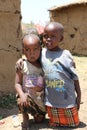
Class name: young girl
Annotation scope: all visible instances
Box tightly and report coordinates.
[41,22,81,127]
[15,34,46,130]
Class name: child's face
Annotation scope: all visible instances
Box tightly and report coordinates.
[23,37,41,63]
[43,24,61,51]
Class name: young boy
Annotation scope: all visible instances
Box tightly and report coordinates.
[15,34,46,130]
[41,22,81,127]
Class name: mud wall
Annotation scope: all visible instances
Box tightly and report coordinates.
[49,4,87,55]
[0,0,22,93]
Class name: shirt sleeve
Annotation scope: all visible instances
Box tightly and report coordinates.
[59,50,78,80]
[64,50,78,80]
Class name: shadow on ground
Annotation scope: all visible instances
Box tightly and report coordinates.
[29,120,87,130]
[0,106,87,130]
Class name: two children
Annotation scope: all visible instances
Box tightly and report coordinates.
[15,22,81,128]
[15,34,46,130]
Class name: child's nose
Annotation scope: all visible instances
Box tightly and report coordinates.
[47,36,51,40]
[31,52,34,56]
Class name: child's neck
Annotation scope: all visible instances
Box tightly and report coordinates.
[49,47,61,51]
[28,60,41,68]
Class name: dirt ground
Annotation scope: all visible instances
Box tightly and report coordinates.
[0,56,87,130]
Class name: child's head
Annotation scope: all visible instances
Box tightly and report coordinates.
[22,34,41,63]
[23,28,39,36]
[43,22,64,51]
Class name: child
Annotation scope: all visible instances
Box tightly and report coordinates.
[41,22,81,127]
[15,34,46,130]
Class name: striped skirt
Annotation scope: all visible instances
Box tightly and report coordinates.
[46,106,79,127]
[17,94,46,116]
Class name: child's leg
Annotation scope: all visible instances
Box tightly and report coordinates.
[16,95,30,129]
[22,113,29,130]
[22,113,29,126]
[34,114,45,123]
[26,95,46,123]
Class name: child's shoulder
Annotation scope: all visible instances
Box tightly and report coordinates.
[62,49,73,58]
[63,49,71,55]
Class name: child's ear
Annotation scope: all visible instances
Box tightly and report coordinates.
[60,35,63,42]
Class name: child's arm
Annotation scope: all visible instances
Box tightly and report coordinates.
[74,80,81,110]
[15,71,27,106]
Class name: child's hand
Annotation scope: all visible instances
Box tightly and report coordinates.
[76,96,81,110]
[15,58,23,71]
[20,93,28,106]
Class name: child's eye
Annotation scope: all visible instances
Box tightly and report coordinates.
[34,48,38,51]
[43,34,56,39]
[25,48,29,51]
[43,34,48,39]
[51,35,56,38]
